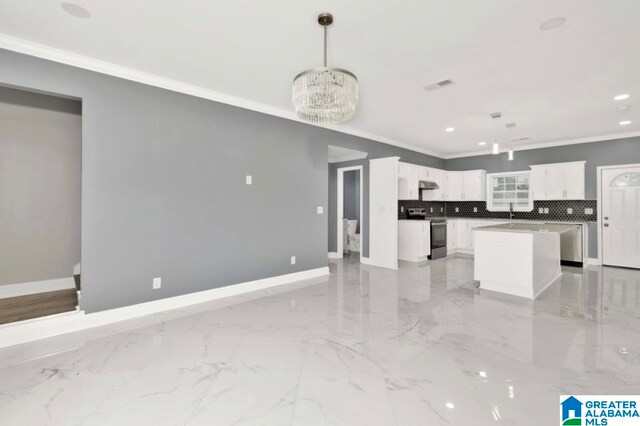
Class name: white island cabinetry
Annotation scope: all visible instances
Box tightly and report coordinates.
[473,223,580,299]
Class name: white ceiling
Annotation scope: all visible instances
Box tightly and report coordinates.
[1,0,639,157]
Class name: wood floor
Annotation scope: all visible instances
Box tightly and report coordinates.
[0,288,78,325]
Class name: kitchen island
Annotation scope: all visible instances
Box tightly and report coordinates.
[474,223,579,299]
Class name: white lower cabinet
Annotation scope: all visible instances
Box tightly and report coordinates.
[447,221,457,253]
[398,221,431,262]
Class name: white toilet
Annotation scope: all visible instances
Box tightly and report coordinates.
[347,219,360,253]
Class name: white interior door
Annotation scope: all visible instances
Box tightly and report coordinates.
[369,157,399,269]
[602,167,640,269]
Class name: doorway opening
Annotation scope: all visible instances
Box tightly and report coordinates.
[337,166,363,258]
[0,85,82,324]
[328,145,367,260]
[597,163,640,269]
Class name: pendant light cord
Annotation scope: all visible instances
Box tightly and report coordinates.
[323,25,327,67]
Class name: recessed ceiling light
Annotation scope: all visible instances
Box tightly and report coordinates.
[478,141,487,146]
[61,2,91,19]
[619,120,631,126]
[539,17,566,31]
[445,127,455,132]
[446,402,455,409]
[614,94,630,101]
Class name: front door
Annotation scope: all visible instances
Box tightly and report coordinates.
[602,167,640,269]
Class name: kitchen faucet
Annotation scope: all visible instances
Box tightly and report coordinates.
[509,203,514,221]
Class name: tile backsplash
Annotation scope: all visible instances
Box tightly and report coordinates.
[399,200,597,222]
[398,201,445,220]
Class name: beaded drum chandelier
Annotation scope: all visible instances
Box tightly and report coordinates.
[292,13,358,124]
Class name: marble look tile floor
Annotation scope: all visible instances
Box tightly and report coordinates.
[1,254,639,425]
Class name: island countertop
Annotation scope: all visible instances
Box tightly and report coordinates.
[474,222,581,234]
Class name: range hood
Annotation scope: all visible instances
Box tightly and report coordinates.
[419,180,440,190]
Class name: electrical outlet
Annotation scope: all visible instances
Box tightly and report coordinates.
[152,277,161,290]
[440,207,443,212]
[430,207,433,213]
[585,208,594,215]
[473,207,478,213]
[544,208,549,214]
[246,175,252,185]
[567,208,573,214]
[538,207,544,214]
[317,206,323,214]
[455,207,459,213]
[290,256,296,265]
[400,206,405,213]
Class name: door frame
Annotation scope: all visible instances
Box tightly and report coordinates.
[596,163,640,266]
[336,165,364,258]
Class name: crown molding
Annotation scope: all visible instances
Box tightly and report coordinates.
[0,33,443,159]
[444,131,640,159]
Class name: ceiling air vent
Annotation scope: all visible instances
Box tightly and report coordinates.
[423,79,454,92]
[511,137,530,142]
[491,112,502,119]
[505,122,516,128]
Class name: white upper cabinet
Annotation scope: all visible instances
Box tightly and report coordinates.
[398,162,420,200]
[447,172,464,201]
[530,161,585,200]
[447,170,486,201]
[398,162,447,201]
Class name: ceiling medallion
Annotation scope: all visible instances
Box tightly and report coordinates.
[292,13,358,124]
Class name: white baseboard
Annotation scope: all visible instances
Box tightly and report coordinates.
[588,257,602,266]
[360,256,371,265]
[328,252,342,259]
[0,277,75,299]
[0,266,329,349]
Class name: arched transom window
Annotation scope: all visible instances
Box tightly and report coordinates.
[610,172,640,187]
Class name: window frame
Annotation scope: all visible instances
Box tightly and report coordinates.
[486,171,533,212]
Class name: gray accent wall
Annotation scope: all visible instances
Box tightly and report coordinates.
[446,137,640,258]
[0,86,81,286]
[0,48,442,313]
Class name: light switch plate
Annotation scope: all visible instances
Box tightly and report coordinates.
[245,175,252,185]
[567,208,573,214]
[290,256,296,265]
[152,277,161,290]
[544,208,549,214]
[473,207,478,212]
[317,206,323,214]
[538,207,544,214]
[585,208,594,215]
